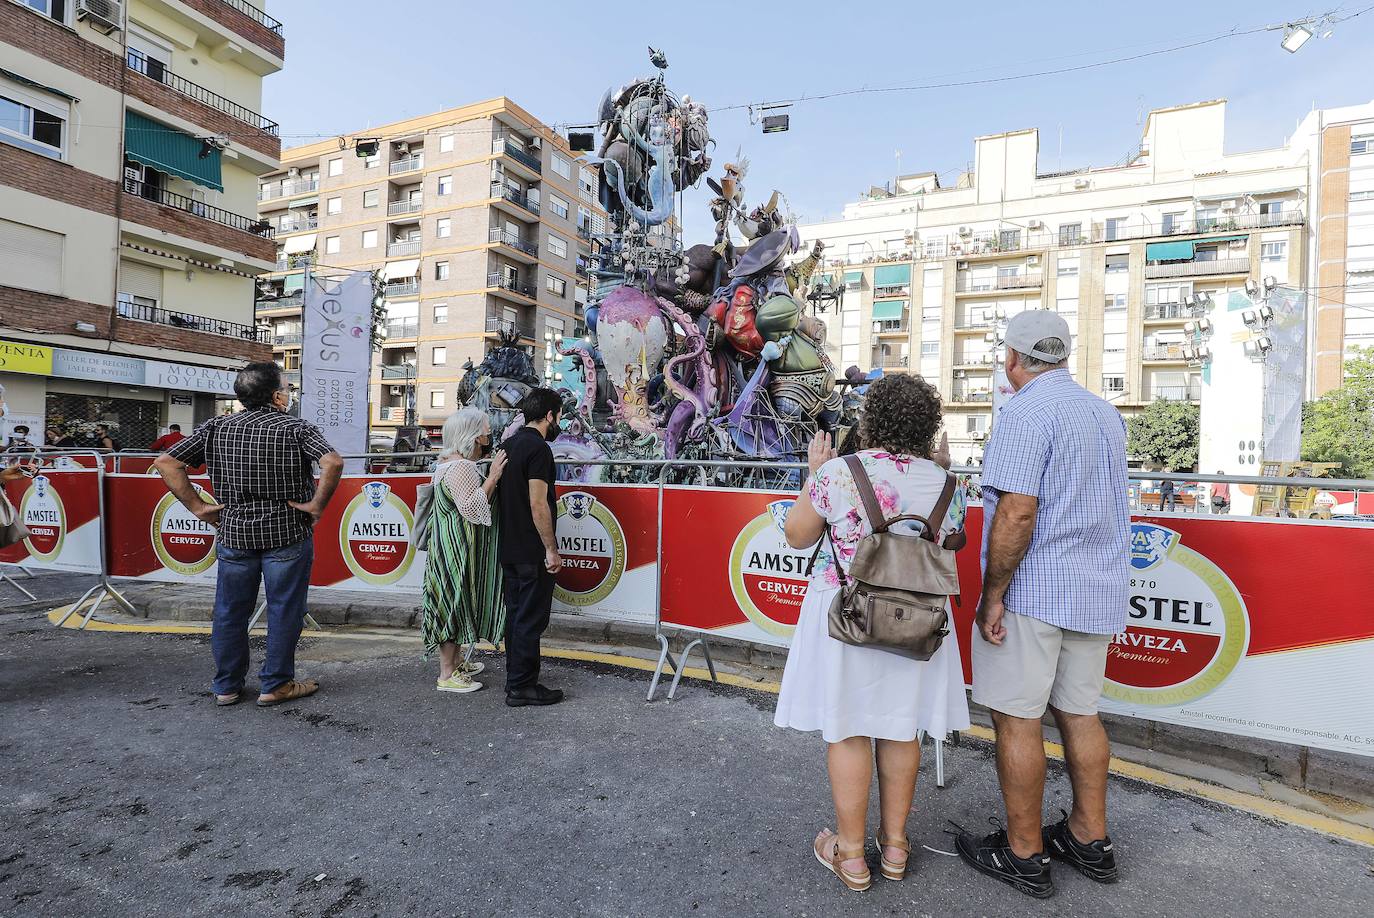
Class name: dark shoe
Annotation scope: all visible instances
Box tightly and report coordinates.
[214,691,241,707]
[1043,811,1118,883]
[955,827,1054,899]
[505,684,564,707]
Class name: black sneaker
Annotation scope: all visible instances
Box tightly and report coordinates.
[505,684,564,707]
[1042,811,1118,883]
[954,827,1054,899]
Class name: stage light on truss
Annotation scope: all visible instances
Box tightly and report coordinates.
[355,138,380,158]
[566,125,596,153]
[762,113,790,134]
[1281,24,1313,53]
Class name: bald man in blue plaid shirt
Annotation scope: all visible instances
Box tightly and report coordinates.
[955,311,1129,900]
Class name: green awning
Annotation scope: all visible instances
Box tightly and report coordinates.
[873,264,912,286]
[124,111,222,191]
[844,270,863,286]
[871,300,906,320]
[1195,235,1247,246]
[1146,241,1194,261]
[282,273,305,293]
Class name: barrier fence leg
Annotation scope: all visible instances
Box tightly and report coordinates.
[248,600,323,632]
[55,582,104,628]
[668,636,719,700]
[0,566,37,601]
[103,580,139,617]
[647,632,679,702]
[917,730,949,789]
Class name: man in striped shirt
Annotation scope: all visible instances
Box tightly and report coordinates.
[955,310,1129,899]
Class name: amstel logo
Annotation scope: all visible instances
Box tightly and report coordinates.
[338,481,416,586]
[151,487,217,576]
[554,491,626,607]
[20,475,65,560]
[728,500,813,639]
[1103,523,1249,707]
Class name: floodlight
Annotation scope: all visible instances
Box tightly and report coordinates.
[762,114,790,134]
[1281,24,1313,53]
[355,138,380,158]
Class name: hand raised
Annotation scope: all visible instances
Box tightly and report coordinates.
[933,432,952,470]
[807,430,836,475]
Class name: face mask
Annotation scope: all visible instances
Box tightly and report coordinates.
[479,438,493,457]
[544,420,561,442]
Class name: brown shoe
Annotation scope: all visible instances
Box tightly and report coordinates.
[256,679,319,707]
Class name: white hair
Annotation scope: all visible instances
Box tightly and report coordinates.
[1012,336,1069,374]
[439,408,489,460]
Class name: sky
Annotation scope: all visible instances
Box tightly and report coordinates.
[263,0,1374,234]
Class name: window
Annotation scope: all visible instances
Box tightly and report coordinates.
[1352,190,1374,202]
[847,242,866,262]
[433,304,448,325]
[363,153,379,170]
[439,133,454,153]
[0,85,66,159]
[552,153,572,179]
[362,229,378,248]
[885,237,905,257]
[1161,212,1185,234]
[998,229,1021,251]
[363,189,379,208]
[1261,241,1287,262]
[436,217,451,239]
[549,194,570,220]
[547,234,568,259]
[546,274,567,297]
[328,157,343,176]
[1056,298,1078,315]
[430,389,445,408]
[19,0,67,23]
[438,175,452,196]
[431,346,447,366]
[3,219,63,294]
[1195,207,1218,231]
[1104,293,1127,310]
[326,196,342,215]
[921,341,939,357]
[1105,254,1129,274]
[1193,245,1218,263]
[1102,375,1125,394]
[435,261,449,281]
[1259,200,1285,216]
[966,414,988,434]
[325,235,340,255]
[1056,258,1079,276]
[1104,217,1127,241]
[1352,135,1373,155]
[1058,223,1082,246]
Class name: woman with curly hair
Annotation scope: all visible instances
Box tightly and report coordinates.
[775,374,971,891]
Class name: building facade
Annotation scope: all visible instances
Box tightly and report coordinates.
[255,98,602,436]
[0,0,282,449]
[797,100,1308,461]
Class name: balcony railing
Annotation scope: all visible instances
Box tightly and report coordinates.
[116,298,269,342]
[486,316,535,339]
[384,280,419,297]
[387,199,423,217]
[274,254,315,272]
[874,355,910,369]
[491,183,540,215]
[1150,385,1202,401]
[954,320,992,331]
[259,178,318,201]
[126,49,279,134]
[872,284,910,299]
[387,240,421,257]
[390,155,424,175]
[576,224,592,242]
[489,226,537,256]
[217,0,283,34]
[282,370,301,387]
[1142,346,1189,361]
[276,215,318,234]
[487,273,537,299]
[272,333,303,346]
[873,322,908,335]
[1143,303,1194,320]
[380,365,415,380]
[955,273,1044,293]
[494,138,541,173]
[124,178,273,237]
[256,292,302,312]
[1145,258,1251,279]
[951,388,993,403]
[384,321,419,340]
[954,354,997,367]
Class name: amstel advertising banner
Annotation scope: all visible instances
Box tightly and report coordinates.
[552,484,657,625]
[311,476,426,590]
[0,469,103,574]
[106,474,219,581]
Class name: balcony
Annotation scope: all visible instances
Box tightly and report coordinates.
[491,182,540,217]
[486,316,535,339]
[1145,258,1250,280]
[274,253,315,272]
[387,200,423,217]
[384,279,420,298]
[116,298,269,343]
[955,273,1044,294]
[872,284,909,299]
[124,178,273,237]
[276,214,318,234]
[487,273,537,300]
[873,321,908,336]
[272,333,303,347]
[380,365,416,381]
[387,240,421,258]
[1142,345,1190,362]
[259,178,318,201]
[954,320,992,333]
[218,0,283,34]
[576,224,592,242]
[1143,303,1194,321]
[389,155,424,175]
[384,320,419,340]
[493,138,541,174]
[1150,385,1202,401]
[126,49,279,135]
[256,292,302,314]
[282,370,301,388]
[489,226,538,258]
[954,353,997,368]
[951,388,993,403]
[873,355,910,369]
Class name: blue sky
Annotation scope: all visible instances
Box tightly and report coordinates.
[265,0,1372,231]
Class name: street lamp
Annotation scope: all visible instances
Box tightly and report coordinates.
[403,358,417,426]
[1280,24,1313,53]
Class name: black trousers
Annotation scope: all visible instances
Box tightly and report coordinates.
[501,562,556,692]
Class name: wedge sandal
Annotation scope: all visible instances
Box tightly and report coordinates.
[813,830,871,892]
[876,834,911,881]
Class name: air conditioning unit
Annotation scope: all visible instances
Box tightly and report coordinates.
[123,162,145,192]
[389,386,405,396]
[1026,255,1040,266]
[1027,219,1044,229]
[287,167,300,177]
[971,430,987,441]
[1221,199,1237,211]
[1073,178,1090,190]
[77,0,122,34]
[958,226,973,236]
[530,136,542,150]
[954,369,966,378]
[956,261,969,271]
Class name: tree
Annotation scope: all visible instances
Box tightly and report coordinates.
[1301,347,1374,478]
[1127,400,1199,470]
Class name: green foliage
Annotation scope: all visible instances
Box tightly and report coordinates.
[1127,399,1199,470]
[1301,348,1374,478]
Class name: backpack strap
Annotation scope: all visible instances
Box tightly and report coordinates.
[927,473,957,544]
[842,454,887,535]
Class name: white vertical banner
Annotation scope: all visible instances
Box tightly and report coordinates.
[1261,286,1306,461]
[302,270,372,467]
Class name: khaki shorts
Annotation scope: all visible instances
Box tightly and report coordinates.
[970,611,1110,719]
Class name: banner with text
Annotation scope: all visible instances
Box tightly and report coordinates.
[311,476,426,590]
[552,483,658,625]
[105,474,219,581]
[0,469,103,574]
[301,271,371,465]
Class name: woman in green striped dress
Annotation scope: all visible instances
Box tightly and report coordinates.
[421,408,508,693]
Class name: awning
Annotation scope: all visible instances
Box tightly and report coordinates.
[282,273,305,294]
[1195,235,1247,246]
[282,233,316,255]
[871,300,906,321]
[287,196,318,210]
[1196,188,1300,201]
[124,111,223,191]
[381,259,420,281]
[811,272,833,287]
[0,67,79,101]
[873,264,912,286]
[1146,241,1194,261]
[844,270,863,286]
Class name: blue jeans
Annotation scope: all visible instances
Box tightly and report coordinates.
[211,537,314,695]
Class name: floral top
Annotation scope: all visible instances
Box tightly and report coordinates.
[807,450,966,590]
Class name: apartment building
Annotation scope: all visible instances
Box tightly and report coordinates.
[0,0,282,448]
[255,98,603,435]
[798,100,1307,460]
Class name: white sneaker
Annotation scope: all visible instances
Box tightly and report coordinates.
[436,674,482,694]
[460,660,485,677]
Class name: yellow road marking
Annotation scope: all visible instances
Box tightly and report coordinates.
[42,607,1373,847]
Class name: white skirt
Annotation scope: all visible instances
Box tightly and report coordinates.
[773,579,972,743]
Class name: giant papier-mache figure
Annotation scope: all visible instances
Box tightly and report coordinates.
[467,49,850,483]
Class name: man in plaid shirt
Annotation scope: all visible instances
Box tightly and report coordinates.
[154,362,344,708]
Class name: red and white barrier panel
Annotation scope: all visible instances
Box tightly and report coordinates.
[552,483,658,626]
[0,468,103,575]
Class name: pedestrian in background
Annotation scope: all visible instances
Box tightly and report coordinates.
[153,362,344,708]
[956,311,1128,899]
[1159,474,1176,512]
[149,424,185,452]
[421,408,508,694]
[94,424,121,452]
[495,388,564,707]
[775,375,970,892]
[1210,474,1231,514]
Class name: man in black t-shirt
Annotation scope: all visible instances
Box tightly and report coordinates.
[496,388,564,706]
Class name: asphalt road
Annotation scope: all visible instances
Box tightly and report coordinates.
[1,607,1369,918]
